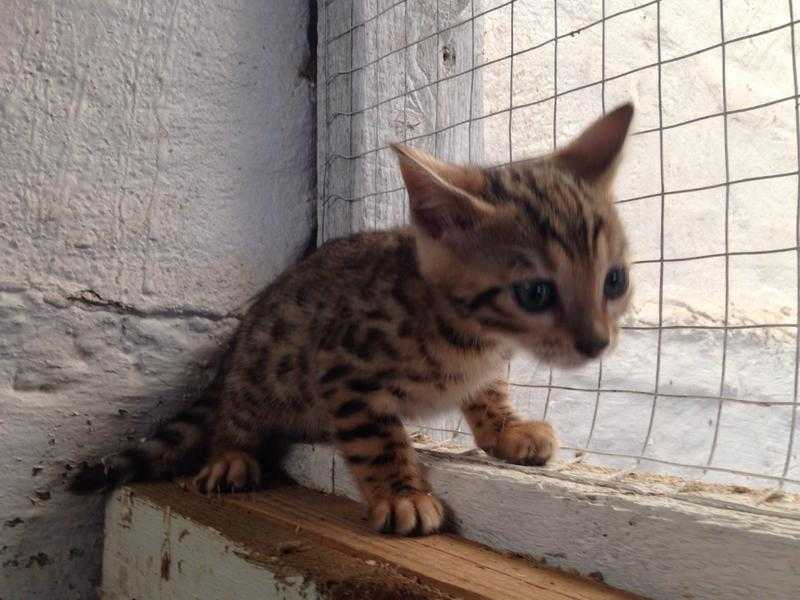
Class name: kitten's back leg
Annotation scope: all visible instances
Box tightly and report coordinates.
[193,449,262,492]
[191,397,266,493]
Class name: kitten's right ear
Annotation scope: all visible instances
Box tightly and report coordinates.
[391,144,494,239]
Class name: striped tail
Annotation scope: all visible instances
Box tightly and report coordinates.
[69,390,217,495]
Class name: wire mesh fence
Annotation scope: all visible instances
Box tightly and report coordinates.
[317,0,800,491]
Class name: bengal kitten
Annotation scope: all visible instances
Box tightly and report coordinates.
[71,104,634,536]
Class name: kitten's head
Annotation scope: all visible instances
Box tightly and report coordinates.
[393,104,634,368]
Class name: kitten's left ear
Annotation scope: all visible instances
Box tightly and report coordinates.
[555,103,634,188]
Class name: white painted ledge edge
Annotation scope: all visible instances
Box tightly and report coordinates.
[284,444,800,600]
[103,489,318,600]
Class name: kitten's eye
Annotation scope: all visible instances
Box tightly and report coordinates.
[604,266,628,299]
[512,280,557,313]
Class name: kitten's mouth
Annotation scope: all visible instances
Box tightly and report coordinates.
[553,353,596,369]
[522,344,596,370]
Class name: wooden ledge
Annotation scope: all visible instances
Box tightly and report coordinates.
[104,483,639,600]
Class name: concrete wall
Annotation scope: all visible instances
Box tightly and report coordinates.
[0,1,315,598]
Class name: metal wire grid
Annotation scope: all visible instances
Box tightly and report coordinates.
[317,0,800,491]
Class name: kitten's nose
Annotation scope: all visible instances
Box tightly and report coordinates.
[575,336,609,358]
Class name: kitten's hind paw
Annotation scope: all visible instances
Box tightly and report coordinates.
[192,450,261,494]
[369,491,445,536]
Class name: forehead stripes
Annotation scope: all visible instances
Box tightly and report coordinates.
[484,166,604,261]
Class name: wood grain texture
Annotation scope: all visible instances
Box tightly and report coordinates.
[130,482,638,600]
[225,486,638,600]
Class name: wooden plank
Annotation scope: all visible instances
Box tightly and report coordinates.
[129,482,639,599]
[128,484,455,600]
[222,486,640,600]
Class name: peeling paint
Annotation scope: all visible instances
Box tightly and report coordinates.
[118,490,134,529]
[160,506,172,581]
[159,550,171,581]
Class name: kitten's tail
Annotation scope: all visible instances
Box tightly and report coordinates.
[68,388,217,495]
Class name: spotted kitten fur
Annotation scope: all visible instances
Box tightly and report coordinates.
[71,104,634,536]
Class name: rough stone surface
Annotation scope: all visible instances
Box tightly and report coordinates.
[0,1,315,598]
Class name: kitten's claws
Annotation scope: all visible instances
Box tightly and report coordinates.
[369,492,445,536]
[192,451,262,493]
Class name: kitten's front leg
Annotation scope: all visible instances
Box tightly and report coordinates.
[462,379,557,466]
[331,391,444,536]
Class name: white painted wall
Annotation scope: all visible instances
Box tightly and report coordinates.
[0,1,315,598]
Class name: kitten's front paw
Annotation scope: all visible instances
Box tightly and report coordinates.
[491,420,557,466]
[369,491,445,536]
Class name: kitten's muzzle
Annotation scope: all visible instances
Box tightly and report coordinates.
[574,335,609,359]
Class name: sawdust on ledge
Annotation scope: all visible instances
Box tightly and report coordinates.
[415,443,800,516]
